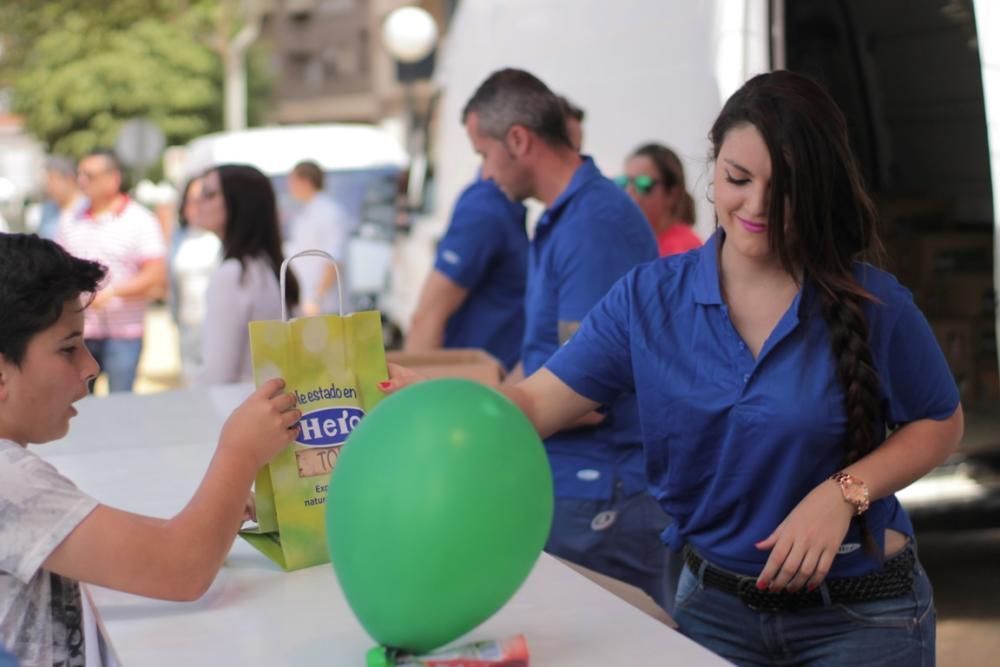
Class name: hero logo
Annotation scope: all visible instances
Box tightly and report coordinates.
[296,407,365,447]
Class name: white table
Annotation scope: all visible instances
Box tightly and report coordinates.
[41,387,727,666]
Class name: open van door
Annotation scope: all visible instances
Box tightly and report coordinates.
[777,0,1000,526]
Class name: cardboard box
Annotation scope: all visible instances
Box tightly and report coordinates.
[977,366,1000,403]
[385,349,505,387]
[973,319,999,403]
[931,319,976,401]
[886,230,993,296]
[919,232,993,274]
[874,194,955,237]
[919,274,995,320]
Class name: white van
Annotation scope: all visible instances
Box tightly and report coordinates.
[178,123,408,317]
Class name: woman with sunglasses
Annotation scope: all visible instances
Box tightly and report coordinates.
[386,71,962,665]
[193,164,299,385]
[617,144,702,257]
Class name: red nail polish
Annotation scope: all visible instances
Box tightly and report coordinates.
[377,381,391,390]
[756,580,768,590]
[807,583,817,592]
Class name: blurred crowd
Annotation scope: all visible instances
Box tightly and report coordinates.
[24,86,704,398]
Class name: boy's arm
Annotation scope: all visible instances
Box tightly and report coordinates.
[42,379,300,601]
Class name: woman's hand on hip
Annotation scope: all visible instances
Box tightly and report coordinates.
[754,479,855,593]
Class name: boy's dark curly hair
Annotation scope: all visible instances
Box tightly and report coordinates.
[0,233,106,366]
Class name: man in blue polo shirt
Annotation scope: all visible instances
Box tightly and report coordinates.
[461,68,671,608]
[405,176,527,371]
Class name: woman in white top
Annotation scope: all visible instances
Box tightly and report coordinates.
[194,164,299,384]
[171,177,223,382]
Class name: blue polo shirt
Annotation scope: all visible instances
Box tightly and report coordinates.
[434,177,528,370]
[525,156,658,500]
[547,232,960,577]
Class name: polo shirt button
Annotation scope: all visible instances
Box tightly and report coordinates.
[738,341,745,350]
[743,373,750,383]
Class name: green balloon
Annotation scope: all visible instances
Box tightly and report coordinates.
[326,378,553,654]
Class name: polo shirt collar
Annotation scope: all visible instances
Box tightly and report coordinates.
[84,194,130,220]
[693,229,819,321]
[693,231,724,305]
[537,155,600,229]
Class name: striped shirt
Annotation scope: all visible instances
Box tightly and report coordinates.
[57,196,166,339]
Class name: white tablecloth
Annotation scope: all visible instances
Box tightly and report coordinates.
[41,386,727,666]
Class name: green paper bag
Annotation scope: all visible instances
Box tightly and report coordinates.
[240,250,388,570]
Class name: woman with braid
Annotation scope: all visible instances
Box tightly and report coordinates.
[384,70,962,665]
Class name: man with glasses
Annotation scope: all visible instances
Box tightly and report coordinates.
[57,149,166,392]
[461,68,673,611]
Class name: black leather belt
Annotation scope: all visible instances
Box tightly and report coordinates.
[683,545,915,611]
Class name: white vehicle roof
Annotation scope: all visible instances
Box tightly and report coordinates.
[181,124,408,180]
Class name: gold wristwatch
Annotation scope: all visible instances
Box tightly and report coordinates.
[831,471,870,515]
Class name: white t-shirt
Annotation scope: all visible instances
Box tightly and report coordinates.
[196,255,283,385]
[0,440,98,667]
[173,228,222,331]
[172,229,223,383]
[286,192,351,314]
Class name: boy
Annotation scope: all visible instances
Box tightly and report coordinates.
[0,233,301,666]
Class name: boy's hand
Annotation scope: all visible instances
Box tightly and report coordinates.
[220,378,301,469]
[243,492,257,523]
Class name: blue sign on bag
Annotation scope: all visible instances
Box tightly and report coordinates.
[296,407,365,447]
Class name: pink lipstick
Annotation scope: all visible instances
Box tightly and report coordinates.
[737,216,767,234]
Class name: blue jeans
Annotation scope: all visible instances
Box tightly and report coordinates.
[545,483,678,612]
[673,543,935,666]
[0,644,18,667]
[86,337,143,393]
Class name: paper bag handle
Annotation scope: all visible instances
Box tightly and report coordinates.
[280,250,345,322]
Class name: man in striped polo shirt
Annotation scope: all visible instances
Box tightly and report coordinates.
[57,150,167,392]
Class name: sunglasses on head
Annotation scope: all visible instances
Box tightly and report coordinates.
[614,174,660,195]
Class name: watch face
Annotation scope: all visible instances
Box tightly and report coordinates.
[845,484,866,504]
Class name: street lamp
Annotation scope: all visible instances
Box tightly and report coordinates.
[381,6,439,212]
[381,6,438,64]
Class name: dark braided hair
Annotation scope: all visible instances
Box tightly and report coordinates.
[710,71,885,553]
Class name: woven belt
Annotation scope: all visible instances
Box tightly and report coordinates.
[683,545,915,611]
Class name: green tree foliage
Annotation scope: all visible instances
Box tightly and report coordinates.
[2,1,271,158]
[0,0,179,84]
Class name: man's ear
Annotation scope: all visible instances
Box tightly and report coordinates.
[0,355,11,402]
[506,125,532,158]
